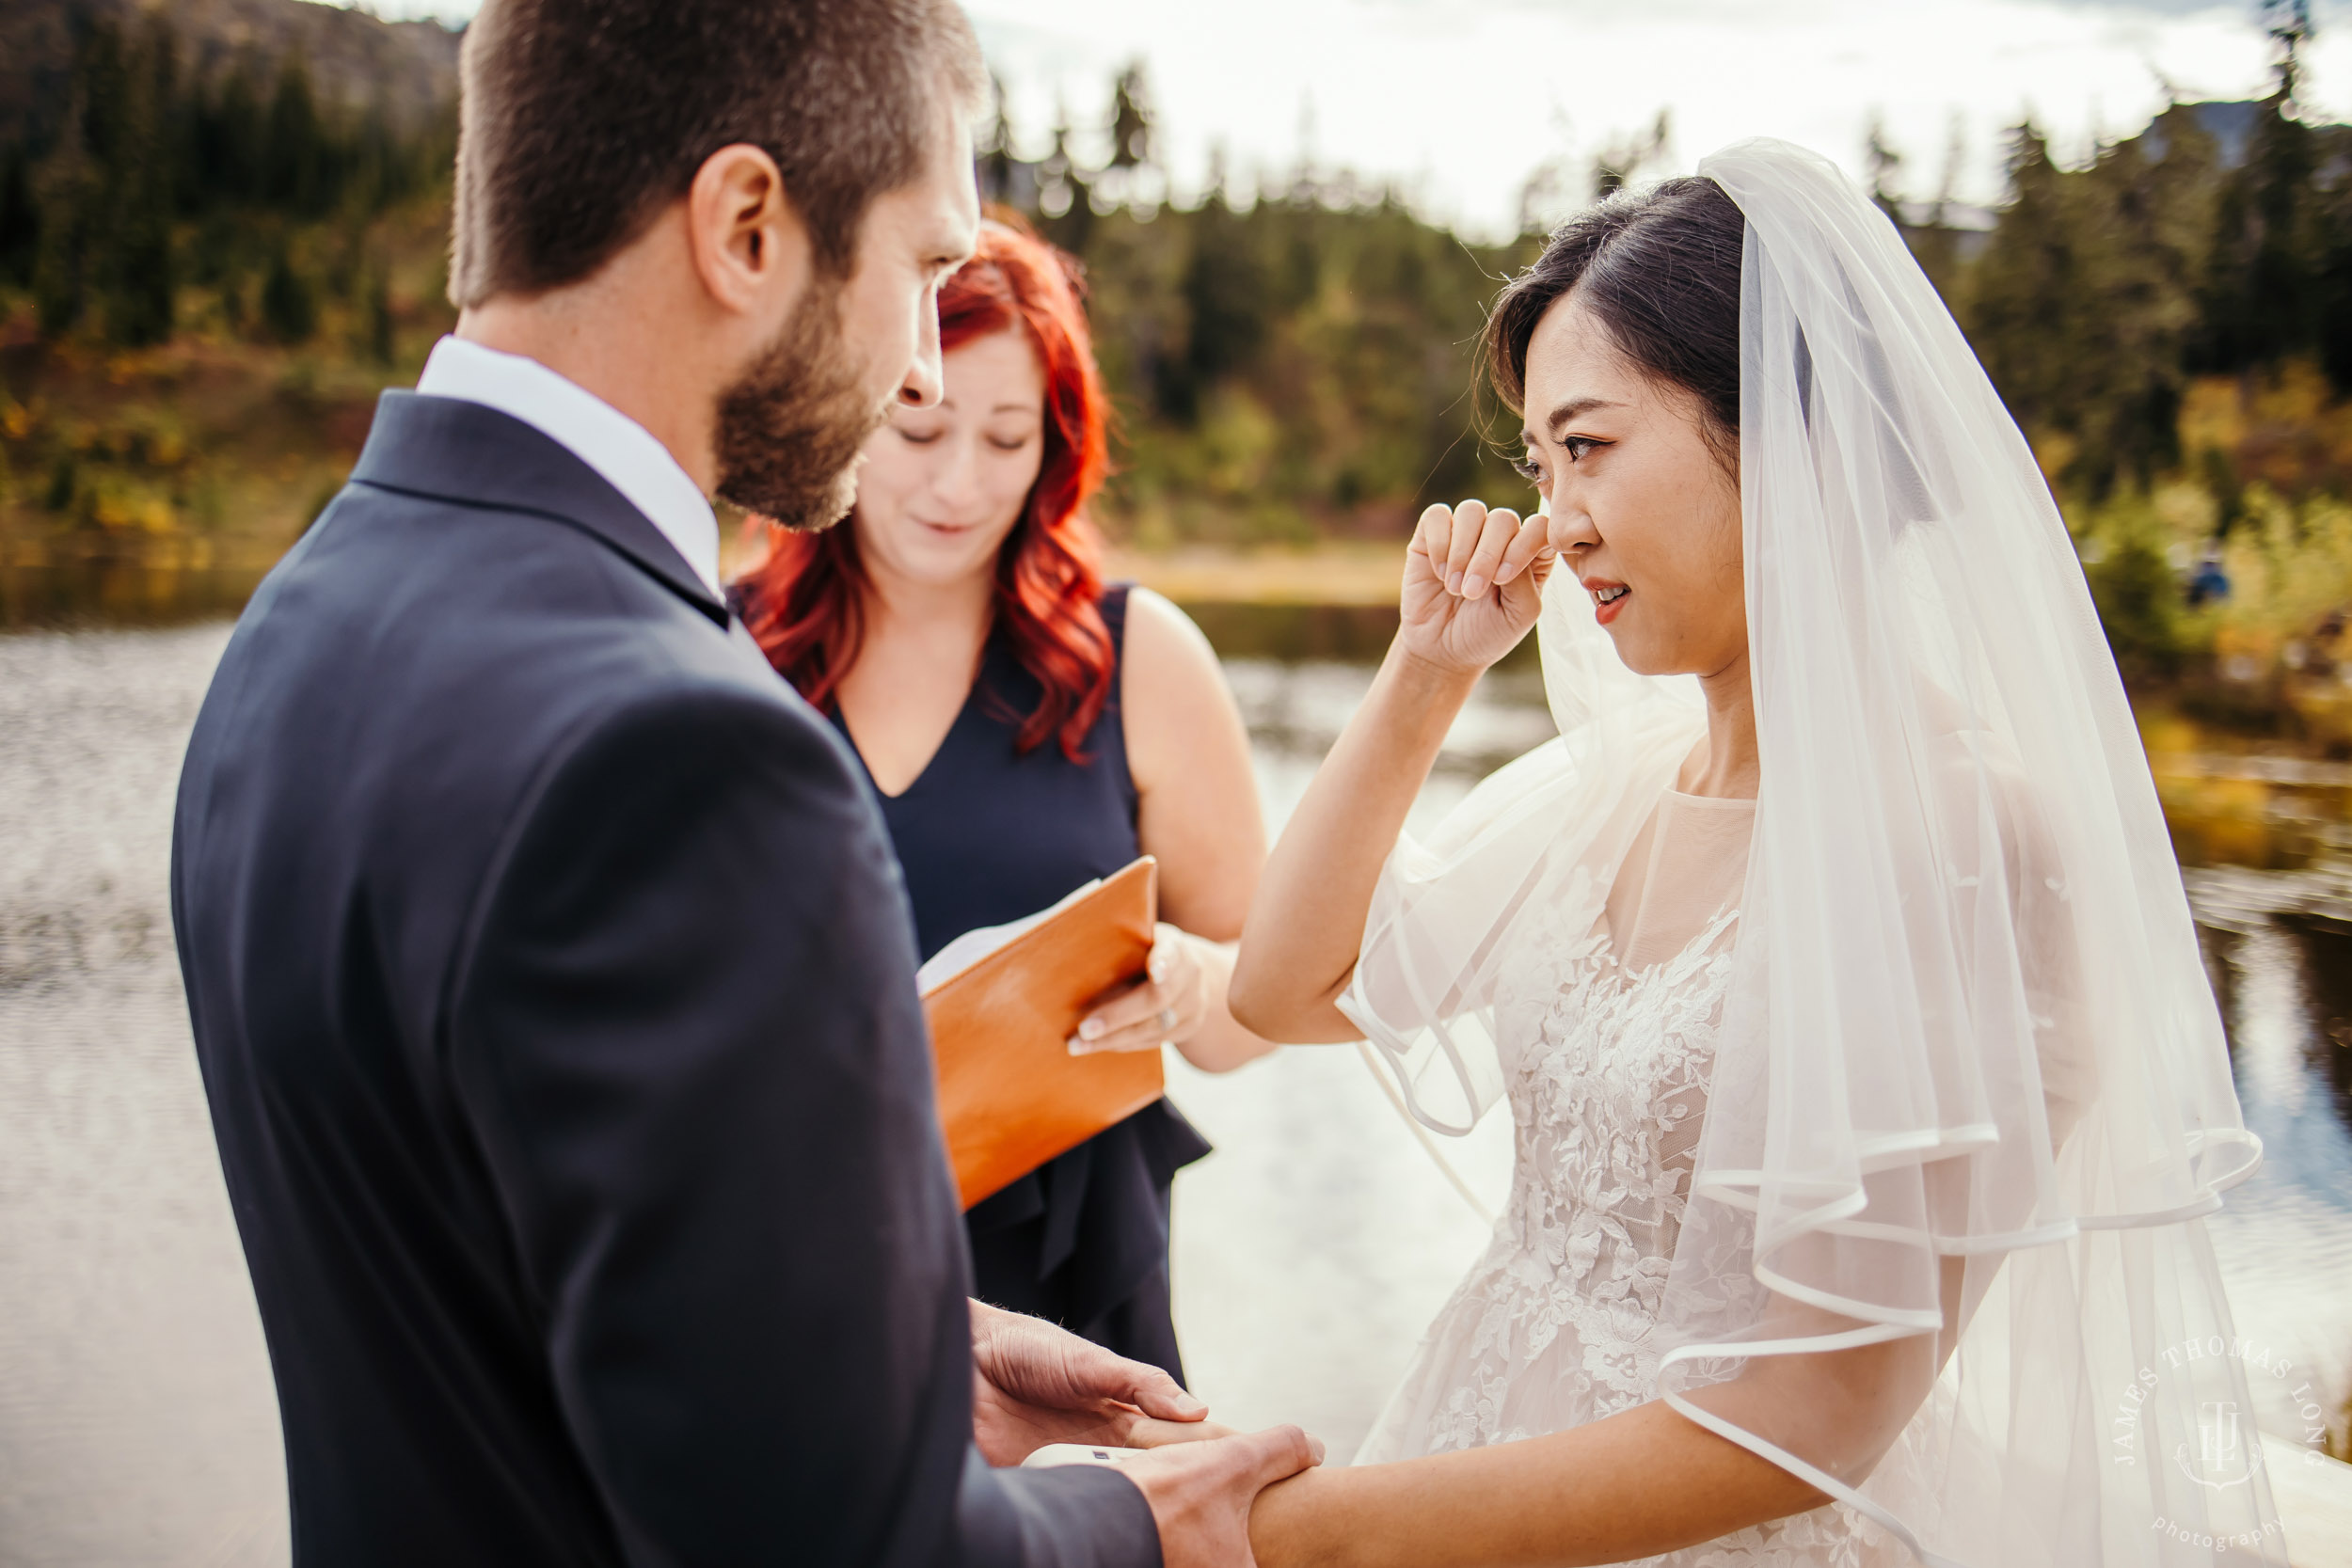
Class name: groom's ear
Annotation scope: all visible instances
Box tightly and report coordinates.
[684,143,815,325]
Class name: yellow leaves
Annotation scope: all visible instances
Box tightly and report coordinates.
[2138,712,2203,756]
[2212,619,2277,671]
[2030,430,2080,488]
[82,481,179,536]
[2179,363,2352,497]
[2214,490,2352,650]
[2177,377,2244,461]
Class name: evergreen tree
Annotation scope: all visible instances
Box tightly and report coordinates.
[1971,113,2217,494]
[1970,122,2081,441]
[1592,112,1669,200]
[977,75,1019,207]
[1035,112,1093,256]
[2074,130,2209,489]
[72,20,131,170]
[1109,64,1153,171]
[1866,118,1904,224]
[2197,1,2317,373]
[0,146,35,287]
[30,92,94,338]
[1897,120,1971,306]
[196,59,267,206]
[2307,127,2352,389]
[105,21,180,347]
[364,265,395,363]
[262,55,326,214]
[349,104,406,212]
[261,240,316,344]
[1166,192,1268,421]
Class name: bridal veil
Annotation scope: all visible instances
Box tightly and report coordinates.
[1341,138,2278,1565]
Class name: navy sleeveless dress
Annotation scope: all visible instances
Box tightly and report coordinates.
[831,584,1212,1383]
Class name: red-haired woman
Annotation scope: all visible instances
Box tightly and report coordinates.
[732,221,1275,1382]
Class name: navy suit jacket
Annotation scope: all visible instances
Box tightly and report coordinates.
[171,391,1160,1567]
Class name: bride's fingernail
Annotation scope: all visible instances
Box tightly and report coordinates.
[1067,1037,1089,1055]
[1462,572,1488,597]
[1445,569,1464,594]
[1079,1017,1105,1041]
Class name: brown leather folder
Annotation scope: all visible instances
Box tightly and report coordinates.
[922,857,1165,1210]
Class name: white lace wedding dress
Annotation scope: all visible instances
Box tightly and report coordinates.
[1355,785,1892,1567]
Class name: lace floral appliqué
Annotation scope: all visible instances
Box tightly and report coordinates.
[1364,901,1888,1567]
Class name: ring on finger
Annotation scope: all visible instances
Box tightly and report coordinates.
[1157,1006,1179,1032]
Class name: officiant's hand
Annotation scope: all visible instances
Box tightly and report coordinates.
[969,1299,1216,1465]
[1399,499,1554,676]
[1070,923,1209,1056]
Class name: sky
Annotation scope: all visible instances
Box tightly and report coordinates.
[342,0,2344,238]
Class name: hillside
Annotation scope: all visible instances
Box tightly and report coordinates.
[0,0,462,575]
[2,0,459,151]
[1,5,2349,739]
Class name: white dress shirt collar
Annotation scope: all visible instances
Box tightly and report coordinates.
[415,335,722,598]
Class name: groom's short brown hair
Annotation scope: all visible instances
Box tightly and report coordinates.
[450,0,986,309]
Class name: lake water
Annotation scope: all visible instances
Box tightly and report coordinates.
[3,591,2348,1565]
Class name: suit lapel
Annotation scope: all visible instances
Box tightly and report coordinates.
[350,390,728,627]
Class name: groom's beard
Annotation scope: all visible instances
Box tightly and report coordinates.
[712,277,895,531]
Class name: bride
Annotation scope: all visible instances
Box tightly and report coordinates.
[1228,139,2278,1566]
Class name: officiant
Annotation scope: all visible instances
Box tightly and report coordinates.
[733,219,1276,1382]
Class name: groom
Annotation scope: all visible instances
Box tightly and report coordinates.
[170,2,1314,1564]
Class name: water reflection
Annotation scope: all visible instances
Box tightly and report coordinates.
[2157,752,2352,874]
[0,562,269,632]
[2194,911,2352,1446]
[0,622,284,1564]
[2298,925,2352,1131]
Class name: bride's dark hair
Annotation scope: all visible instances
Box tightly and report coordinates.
[1482,177,1746,466]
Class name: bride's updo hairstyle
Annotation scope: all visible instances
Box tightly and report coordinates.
[1480,179,1747,469]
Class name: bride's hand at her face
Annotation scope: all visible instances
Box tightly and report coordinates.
[1398,499,1554,677]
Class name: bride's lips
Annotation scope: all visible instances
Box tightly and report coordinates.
[1582,577,1630,626]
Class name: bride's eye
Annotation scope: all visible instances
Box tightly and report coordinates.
[897,427,944,446]
[1511,451,1544,483]
[1563,436,1605,463]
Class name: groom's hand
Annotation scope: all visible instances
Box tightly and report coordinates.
[969,1299,1214,1465]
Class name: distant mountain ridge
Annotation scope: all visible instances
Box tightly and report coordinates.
[2,0,461,150]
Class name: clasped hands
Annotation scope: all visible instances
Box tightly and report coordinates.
[971,1300,1322,1567]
